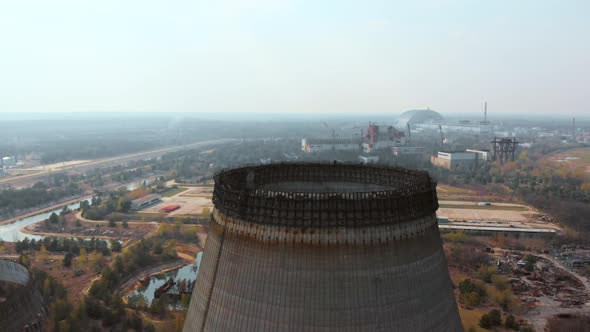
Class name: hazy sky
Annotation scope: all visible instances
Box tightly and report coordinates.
[0,1,588,116]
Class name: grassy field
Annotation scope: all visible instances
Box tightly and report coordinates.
[438,203,528,211]
[545,148,590,175]
[437,184,480,199]
[161,187,189,197]
[459,307,488,332]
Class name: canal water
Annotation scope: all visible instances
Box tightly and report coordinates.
[128,252,203,307]
[0,199,90,242]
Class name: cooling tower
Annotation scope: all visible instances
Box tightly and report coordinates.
[184,163,462,331]
[0,260,46,332]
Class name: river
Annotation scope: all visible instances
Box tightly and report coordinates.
[0,199,90,242]
[128,252,203,307]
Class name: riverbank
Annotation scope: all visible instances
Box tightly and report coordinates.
[119,259,193,296]
[19,226,133,244]
[0,194,93,226]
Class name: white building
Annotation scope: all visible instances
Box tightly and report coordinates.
[392,146,428,156]
[2,156,16,167]
[465,149,491,161]
[431,151,486,170]
[363,140,403,153]
[301,138,359,153]
[130,194,161,210]
[358,155,380,164]
[415,123,493,135]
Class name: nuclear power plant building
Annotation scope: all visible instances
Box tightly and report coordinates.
[184,163,462,331]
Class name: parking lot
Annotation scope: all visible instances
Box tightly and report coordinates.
[142,186,213,217]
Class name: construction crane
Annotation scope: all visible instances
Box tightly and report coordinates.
[352,126,365,139]
[321,121,338,151]
[321,121,337,141]
[438,124,444,150]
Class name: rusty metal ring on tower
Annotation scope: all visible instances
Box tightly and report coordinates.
[212,162,439,228]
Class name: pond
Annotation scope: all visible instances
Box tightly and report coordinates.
[127,251,203,308]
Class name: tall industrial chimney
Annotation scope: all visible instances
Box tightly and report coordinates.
[184,163,462,331]
[573,117,576,142]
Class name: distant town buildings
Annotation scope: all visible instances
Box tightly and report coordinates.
[1,156,16,168]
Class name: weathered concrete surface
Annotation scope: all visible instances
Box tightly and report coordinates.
[184,163,462,332]
[184,213,461,332]
[0,260,46,332]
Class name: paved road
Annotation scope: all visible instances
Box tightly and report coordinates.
[0,138,236,188]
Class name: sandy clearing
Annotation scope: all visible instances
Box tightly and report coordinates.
[437,207,532,222]
[141,186,213,217]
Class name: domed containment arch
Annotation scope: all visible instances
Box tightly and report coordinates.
[396,109,445,130]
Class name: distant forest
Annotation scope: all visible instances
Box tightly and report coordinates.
[0,116,331,164]
[0,182,81,217]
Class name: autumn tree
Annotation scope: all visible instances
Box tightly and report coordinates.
[79,247,88,267]
[200,207,211,218]
[39,244,50,262]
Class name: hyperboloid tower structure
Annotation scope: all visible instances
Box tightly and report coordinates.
[184,163,462,332]
[0,260,46,331]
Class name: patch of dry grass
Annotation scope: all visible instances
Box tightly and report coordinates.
[459,306,488,332]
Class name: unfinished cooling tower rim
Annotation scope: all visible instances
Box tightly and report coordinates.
[212,209,437,245]
[213,163,439,228]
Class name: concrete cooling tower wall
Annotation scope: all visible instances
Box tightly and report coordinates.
[184,163,462,332]
[0,260,47,332]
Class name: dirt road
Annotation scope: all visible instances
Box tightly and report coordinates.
[539,254,590,299]
[75,211,158,226]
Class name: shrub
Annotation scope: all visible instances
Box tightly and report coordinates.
[465,292,481,307]
[63,252,74,267]
[505,314,519,330]
[480,313,492,329]
[489,309,502,326]
[492,275,509,291]
[478,265,497,283]
[480,309,502,329]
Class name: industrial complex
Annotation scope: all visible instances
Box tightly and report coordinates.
[300,107,516,171]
